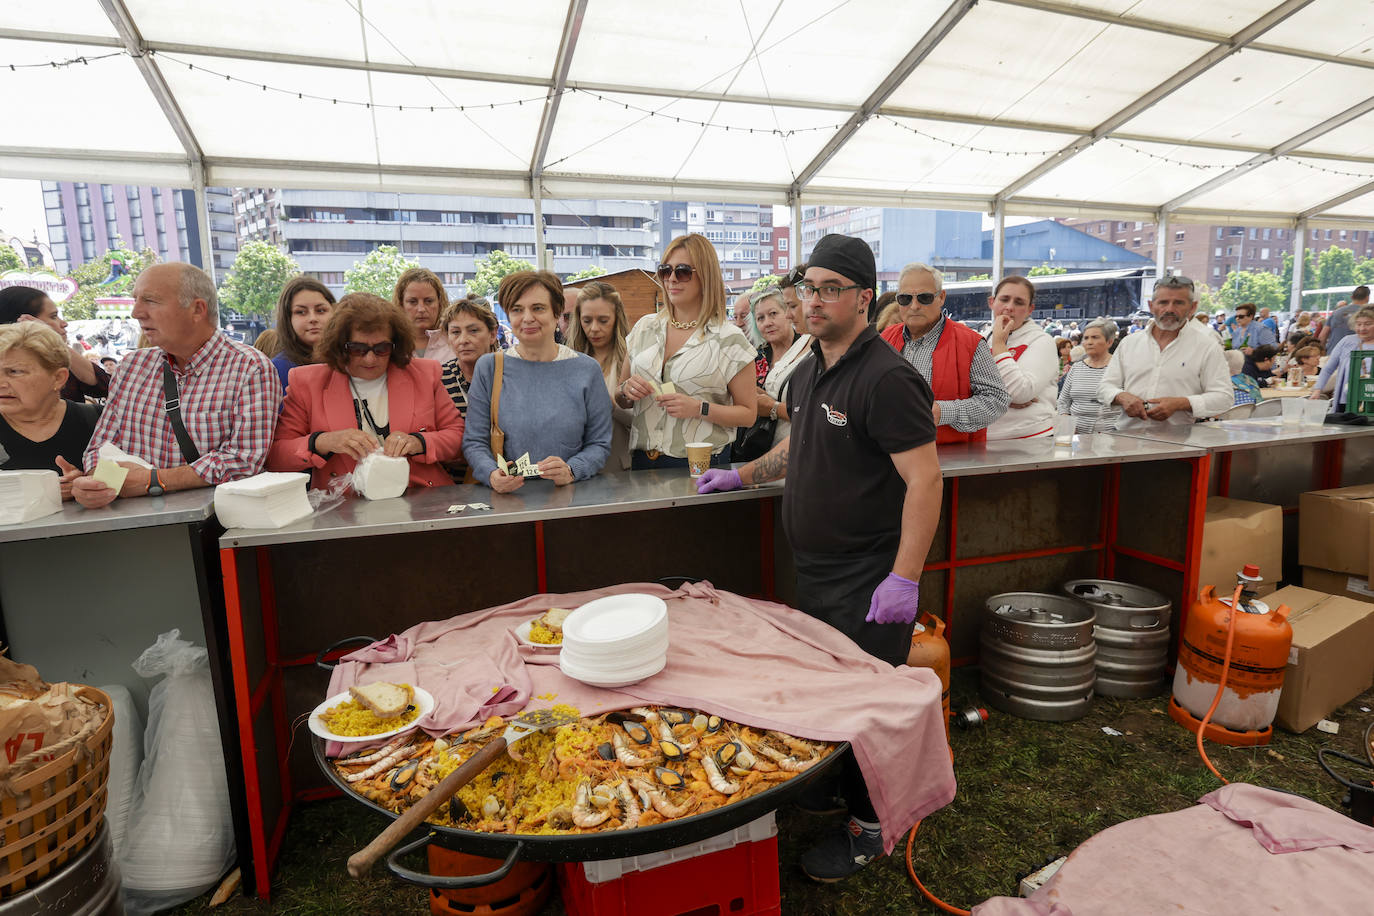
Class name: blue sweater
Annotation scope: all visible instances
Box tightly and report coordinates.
[271,353,299,391]
[462,351,612,484]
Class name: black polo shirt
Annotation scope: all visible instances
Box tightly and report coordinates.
[783,325,936,555]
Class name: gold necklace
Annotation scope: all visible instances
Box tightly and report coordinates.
[667,313,699,330]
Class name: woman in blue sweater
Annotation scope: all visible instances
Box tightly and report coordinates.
[463,271,612,491]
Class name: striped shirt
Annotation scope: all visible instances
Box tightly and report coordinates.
[1057,360,1121,433]
[82,333,282,483]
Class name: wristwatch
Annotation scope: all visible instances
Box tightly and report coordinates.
[699,400,710,417]
[147,468,165,497]
[769,402,779,422]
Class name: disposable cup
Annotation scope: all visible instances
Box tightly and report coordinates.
[1280,398,1304,424]
[1054,416,1076,446]
[686,442,712,478]
[1301,399,1329,426]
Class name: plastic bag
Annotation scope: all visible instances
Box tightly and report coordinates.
[99,684,144,863]
[119,630,235,915]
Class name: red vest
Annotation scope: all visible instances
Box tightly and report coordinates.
[881,319,987,444]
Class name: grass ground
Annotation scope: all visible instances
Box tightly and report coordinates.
[172,670,1374,915]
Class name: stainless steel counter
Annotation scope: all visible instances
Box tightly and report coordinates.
[1107,419,1374,452]
[0,489,216,544]
[937,433,1203,477]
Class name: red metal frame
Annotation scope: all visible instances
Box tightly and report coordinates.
[534,521,548,593]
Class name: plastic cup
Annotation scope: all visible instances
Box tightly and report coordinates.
[1054,415,1076,446]
[1301,399,1329,426]
[685,442,712,478]
[1280,398,1304,424]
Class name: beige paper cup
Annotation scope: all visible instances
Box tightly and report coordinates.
[686,442,713,478]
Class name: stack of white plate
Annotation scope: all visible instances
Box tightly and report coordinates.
[559,593,669,687]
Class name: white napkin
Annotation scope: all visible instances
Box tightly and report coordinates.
[353,452,408,500]
[214,472,313,529]
[0,470,62,525]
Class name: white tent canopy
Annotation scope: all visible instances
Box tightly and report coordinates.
[4,0,1374,234]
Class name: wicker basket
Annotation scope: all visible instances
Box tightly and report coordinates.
[0,685,112,898]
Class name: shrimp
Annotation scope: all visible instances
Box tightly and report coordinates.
[632,778,695,818]
[573,781,612,828]
[702,754,740,795]
[753,742,821,772]
[612,730,662,767]
[615,780,642,829]
[344,741,421,783]
[339,736,407,767]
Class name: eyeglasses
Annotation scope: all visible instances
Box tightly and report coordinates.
[896,292,937,307]
[656,264,697,282]
[343,341,394,357]
[796,282,863,303]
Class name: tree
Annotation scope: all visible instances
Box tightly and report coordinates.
[964,273,992,282]
[1215,269,1286,314]
[344,245,419,298]
[1028,263,1068,277]
[63,243,159,320]
[1355,257,1374,286]
[0,246,23,274]
[1196,283,1218,314]
[1317,245,1357,289]
[564,265,606,283]
[218,241,300,320]
[750,274,781,293]
[467,250,536,299]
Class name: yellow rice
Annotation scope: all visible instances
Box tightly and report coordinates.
[320,687,419,736]
[528,621,562,644]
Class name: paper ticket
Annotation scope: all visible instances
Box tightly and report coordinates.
[92,459,130,493]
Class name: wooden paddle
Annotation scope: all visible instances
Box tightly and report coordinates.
[347,706,579,877]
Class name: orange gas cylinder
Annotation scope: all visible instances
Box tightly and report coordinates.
[1168,565,1292,747]
[426,847,552,916]
[908,613,951,742]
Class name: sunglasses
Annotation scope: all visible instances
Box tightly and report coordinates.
[656,263,697,282]
[896,292,938,307]
[343,341,394,357]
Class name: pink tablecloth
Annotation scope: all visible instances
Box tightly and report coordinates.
[326,580,956,853]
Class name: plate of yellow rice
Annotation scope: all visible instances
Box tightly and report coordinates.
[514,618,563,650]
[309,685,434,742]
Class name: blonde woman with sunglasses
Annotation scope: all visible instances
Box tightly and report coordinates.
[616,233,757,470]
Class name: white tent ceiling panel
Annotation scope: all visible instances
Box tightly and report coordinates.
[1055,0,1284,34]
[207,162,532,198]
[886,4,1210,130]
[1017,139,1254,206]
[569,0,945,108]
[541,91,834,186]
[1119,51,1374,149]
[1298,110,1374,158]
[1322,187,1374,220]
[1185,157,1371,213]
[0,152,190,187]
[812,116,1065,196]
[1254,0,1374,62]
[6,1,116,38]
[0,39,183,154]
[127,0,565,77]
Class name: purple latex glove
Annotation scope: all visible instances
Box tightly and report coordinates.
[695,468,742,494]
[866,572,920,624]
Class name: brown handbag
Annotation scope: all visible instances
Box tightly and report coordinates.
[489,350,507,462]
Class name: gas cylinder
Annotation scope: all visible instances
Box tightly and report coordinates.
[908,613,951,741]
[1169,565,1292,747]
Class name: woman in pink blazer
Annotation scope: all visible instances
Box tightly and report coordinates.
[269,292,464,491]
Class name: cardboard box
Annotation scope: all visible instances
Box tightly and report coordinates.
[1200,498,1283,598]
[1269,584,1374,732]
[1298,484,1374,577]
[1302,566,1374,603]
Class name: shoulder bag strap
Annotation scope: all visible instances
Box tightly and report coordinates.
[489,351,506,458]
[161,362,202,464]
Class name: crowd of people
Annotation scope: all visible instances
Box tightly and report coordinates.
[6,231,1373,884]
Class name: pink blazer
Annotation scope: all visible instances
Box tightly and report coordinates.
[268,359,464,490]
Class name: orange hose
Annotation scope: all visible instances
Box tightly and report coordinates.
[1192,582,1243,785]
[905,818,971,916]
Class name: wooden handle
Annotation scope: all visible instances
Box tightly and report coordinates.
[347,737,507,878]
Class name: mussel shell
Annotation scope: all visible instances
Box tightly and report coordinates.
[714,741,741,769]
[653,765,686,790]
[596,741,616,761]
[659,739,686,760]
[705,715,723,734]
[622,721,652,745]
[389,758,419,791]
[659,708,692,726]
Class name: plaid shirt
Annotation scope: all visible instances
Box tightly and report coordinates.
[83,333,282,484]
[900,316,1010,432]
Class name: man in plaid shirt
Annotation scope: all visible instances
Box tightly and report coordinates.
[70,263,282,508]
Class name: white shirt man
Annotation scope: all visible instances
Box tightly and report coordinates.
[1098,277,1232,430]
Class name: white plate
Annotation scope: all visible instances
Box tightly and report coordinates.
[559,654,667,688]
[514,619,562,651]
[564,594,667,644]
[308,685,434,743]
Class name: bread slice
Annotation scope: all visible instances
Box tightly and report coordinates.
[539,607,573,633]
[349,682,413,719]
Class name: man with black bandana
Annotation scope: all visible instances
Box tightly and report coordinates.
[695,233,942,881]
